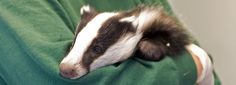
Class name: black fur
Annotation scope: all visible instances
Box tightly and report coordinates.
[82,16,136,69]
[136,6,192,60]
[73,5,192,63]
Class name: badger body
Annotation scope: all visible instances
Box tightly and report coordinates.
[59,5,192,79]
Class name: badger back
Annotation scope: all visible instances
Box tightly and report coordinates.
[59,5,192,79]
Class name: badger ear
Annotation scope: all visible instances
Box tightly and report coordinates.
[75,5,98,34]
[80,5,97,18]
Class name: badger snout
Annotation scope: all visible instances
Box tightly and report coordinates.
[59,63,88,79]
[59,63,78,78]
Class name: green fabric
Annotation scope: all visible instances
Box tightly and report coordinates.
[0,0,220,85]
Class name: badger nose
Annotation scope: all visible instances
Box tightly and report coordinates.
[59,63,78,78]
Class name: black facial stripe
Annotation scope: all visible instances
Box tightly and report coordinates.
[81,16,136,70]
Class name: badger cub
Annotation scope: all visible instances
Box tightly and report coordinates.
[59,5,192,79]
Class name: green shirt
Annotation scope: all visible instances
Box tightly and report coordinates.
[0,0,221,85]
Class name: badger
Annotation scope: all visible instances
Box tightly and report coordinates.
[59,5,213,83]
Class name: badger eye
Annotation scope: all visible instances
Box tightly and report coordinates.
[92,46,103,54]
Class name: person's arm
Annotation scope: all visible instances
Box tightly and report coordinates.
[187,44,214,85]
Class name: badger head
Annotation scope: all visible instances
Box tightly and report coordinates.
[59,5,191,79]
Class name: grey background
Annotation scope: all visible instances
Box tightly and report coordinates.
[168,0,236,85]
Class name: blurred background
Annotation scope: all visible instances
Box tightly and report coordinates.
[168,0,236,85]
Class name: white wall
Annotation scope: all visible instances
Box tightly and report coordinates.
[168,0,236,85]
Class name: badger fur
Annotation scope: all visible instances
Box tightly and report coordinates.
[59,5,193,79]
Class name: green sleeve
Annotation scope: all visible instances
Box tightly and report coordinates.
[0,0,220,85]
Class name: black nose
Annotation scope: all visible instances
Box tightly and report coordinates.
[59,63,78,78]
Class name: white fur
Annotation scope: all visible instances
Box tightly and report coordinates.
[61,9,171,79]
[80,5,91,15]
[61,13,118,65]
[90,10,161,71]
[90,34,143,71]
[119,16,136,22]
[136,10,160,33]
[119,10,161,33]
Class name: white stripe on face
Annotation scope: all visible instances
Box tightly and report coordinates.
[89,10,161,71]
[60,12,118,65]
[90,33,143,71]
